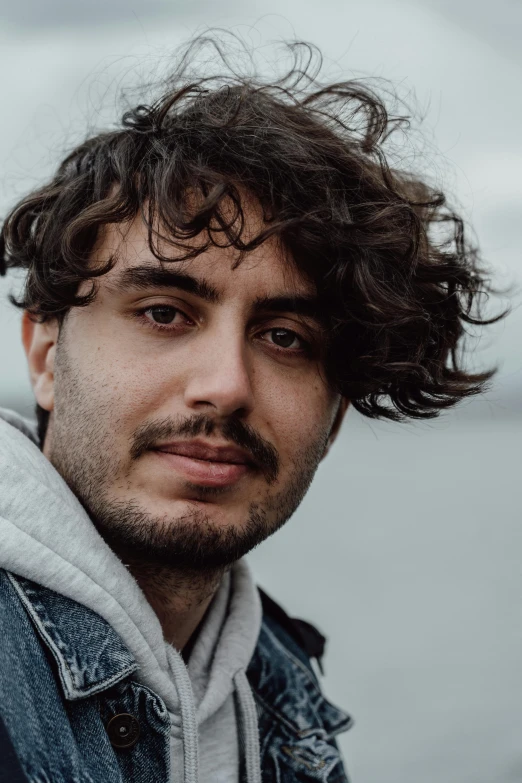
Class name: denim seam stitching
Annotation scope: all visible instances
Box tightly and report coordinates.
[251,689,302,735]
[261,624,323,689]
[7,572,138,699]
[253,691,348,778]
[256,625,353,736]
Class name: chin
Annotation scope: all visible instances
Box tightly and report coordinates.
[138,495,243,529]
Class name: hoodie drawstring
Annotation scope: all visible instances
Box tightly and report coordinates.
[167,645,199,783]
[166,646,261,783]
[234,670,262,783]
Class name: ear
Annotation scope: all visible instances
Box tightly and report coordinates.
[22,312,59,413]
[322,397,350,460]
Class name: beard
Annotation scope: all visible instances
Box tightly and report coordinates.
[85,487,306,570]
[48,341,332,573]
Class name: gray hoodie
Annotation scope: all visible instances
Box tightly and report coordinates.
[0,408,263,783]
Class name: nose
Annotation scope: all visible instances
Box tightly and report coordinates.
[183,326,255,418]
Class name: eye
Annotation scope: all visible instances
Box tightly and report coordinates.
[264,328,304,350]
[143,306,186,326]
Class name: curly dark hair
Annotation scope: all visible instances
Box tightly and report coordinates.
[0,38,503,439]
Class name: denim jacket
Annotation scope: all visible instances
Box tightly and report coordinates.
[0,568,352,783]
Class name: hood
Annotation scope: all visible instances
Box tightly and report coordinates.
[0,408,262,783]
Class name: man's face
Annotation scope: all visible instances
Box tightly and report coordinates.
[36,213,345,569]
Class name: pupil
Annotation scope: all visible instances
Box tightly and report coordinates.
[152,308,175,324]
[273,329,295,348]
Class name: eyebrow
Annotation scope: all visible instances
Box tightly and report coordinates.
[113,266,220,303]
[113,264,319,319]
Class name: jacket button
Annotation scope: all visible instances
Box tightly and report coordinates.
[106,713,140,749]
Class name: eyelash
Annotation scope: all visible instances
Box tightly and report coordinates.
[135,305,192,332]
[134,305,311,354]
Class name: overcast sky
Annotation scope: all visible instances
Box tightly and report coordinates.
[0,0,521,411]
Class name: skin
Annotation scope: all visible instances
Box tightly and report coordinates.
[22,211,348,649]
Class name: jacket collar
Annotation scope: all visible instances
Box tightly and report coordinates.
[247,619,352,739]
[10,571,352,740]
[8,573,137,700]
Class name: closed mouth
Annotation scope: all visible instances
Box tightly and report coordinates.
[153,439,256,467]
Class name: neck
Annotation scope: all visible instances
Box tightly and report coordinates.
[122,557,225,649]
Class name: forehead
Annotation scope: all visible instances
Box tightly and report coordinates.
[96,214,314,300]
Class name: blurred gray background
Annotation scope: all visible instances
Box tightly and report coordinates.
[0,2,521,782]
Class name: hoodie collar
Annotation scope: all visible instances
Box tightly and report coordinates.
[0,408,261,727]
[0,409,176,706]
[9,564,351,745]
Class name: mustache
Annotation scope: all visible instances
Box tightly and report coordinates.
[130,414,280,484]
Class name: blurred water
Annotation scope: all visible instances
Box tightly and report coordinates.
[249,411,522,783]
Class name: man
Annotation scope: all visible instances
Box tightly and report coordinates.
[0,40,498,783]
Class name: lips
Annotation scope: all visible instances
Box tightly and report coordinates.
[151,439,254,488]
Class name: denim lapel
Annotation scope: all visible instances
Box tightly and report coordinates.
[8,573,137,700]
[10,572,352,734]
[247,619,353,739]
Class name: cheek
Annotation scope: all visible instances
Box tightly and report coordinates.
[68,331,182,427]
[258,374,335,457]
[93,352,187,421]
